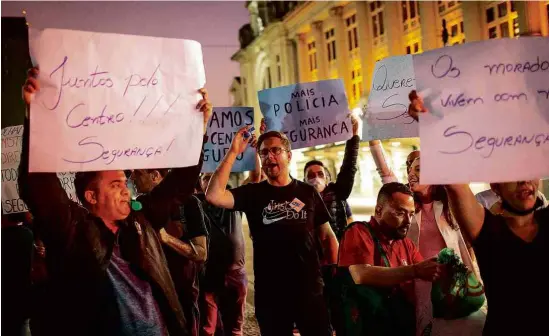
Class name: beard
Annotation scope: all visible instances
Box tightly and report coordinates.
[263,163,281,179]
[379,222,409,240]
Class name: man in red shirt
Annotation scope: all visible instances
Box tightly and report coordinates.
[338,182,442,334]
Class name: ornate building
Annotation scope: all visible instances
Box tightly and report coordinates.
[231,1,549,213]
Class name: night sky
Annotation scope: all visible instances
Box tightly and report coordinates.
[2,1,250,107]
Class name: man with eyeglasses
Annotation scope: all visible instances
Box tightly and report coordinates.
[205,126,338,336]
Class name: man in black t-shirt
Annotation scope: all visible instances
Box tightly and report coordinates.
[446,181,548,336]
[132,169,208,336]
[206,126,338,336]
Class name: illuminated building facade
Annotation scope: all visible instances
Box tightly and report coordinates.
[231,1,549,211]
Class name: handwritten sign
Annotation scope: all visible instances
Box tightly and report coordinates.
[202,107,256,173]
[363,55,418,140]
[2,126,81,214]
[56,172,81,204]
[414,37,549,184]
[28,28,206,172]
[258,79,352,149]
[2,126,28,214]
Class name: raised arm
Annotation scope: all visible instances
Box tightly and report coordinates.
[18,68,83,247]
[369,140,398,184]
[333,115,360,200]
[139,89,212,230]
[205,125,254,209]
[445,184,486,241]
[242,138,262,185]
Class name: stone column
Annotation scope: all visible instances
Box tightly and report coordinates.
[293,32,309,83]
[355,1,375,96]
[461,0,484,42]
[384,0,405,56]
[515,1,548,37]
[330,6,350,91]
[420,0,440,51]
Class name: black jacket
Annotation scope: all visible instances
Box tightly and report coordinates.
[320,135,359,240]
[18,118,204,336]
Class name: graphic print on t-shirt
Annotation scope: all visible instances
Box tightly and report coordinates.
[262,199,308,225]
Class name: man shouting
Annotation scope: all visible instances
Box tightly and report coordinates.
[206,126,338,336]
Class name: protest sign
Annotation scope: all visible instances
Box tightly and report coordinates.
[56,172,80,204]
[202,107,256,173]
[2,126,28,214]
[414,37,549,184]
[363,55,418,140]
[28,28,206,172]
[258,79,352,150]
[2,126,81,214]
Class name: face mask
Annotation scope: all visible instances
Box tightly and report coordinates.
[307,177,326,192]
[127,180,138,200]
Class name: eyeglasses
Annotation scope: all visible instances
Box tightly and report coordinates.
[259,147,287,158]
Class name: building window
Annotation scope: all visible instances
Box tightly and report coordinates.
[266,67,272,89]
[402,0,420,31]
[489,26,497,39]
[444,18,465,45]
[406,42,421,54]
[276,55,281,83]
[498,2,508,17]
[402,0,418,22]
[371,1,385,39]
[486,7,495,23]
[438,0,461,14]
[485,1,519,38]
[370,0,382,12]
[350,66,363,107]
[326,28,336,62]
[346,14,359,51]
[307,40,318,80]
[451,24,458,37]
[308,41,317,72]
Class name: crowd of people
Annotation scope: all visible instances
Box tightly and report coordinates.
[2,68,548,336]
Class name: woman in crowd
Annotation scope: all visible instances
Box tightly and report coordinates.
[407,157,485,335]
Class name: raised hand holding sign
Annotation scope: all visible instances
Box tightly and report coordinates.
[258,79,352,149]
[28,28,207,172]
[414,37,549,184]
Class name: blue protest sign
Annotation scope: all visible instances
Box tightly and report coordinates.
[202,107,256,173]
[258,79,352,150]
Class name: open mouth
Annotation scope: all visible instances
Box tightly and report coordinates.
[265,163,278,169]
[516,189,534,200]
